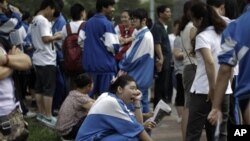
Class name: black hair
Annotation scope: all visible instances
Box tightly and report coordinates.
[74,73,92,88]
[156,5,169,17]
[206,0,225,7]
[191,2,226,54]
[70,3,85,21]
[109,75,135,94]
[22,11,31,21]
[57,0,64,11]
[179,1,193,32]
[191,2,226,35]
[147,18,153,29]
[87,8,96,20]
[131,8,148,21]
[121,9,132,17]
[38,0,61,18]
[225,0,239,19]
[96,0,115,13]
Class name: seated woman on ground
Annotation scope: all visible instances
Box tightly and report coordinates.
[76,75,155,141]
[56,73,95,140]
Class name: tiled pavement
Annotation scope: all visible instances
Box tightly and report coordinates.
[151,103,207,141]
[150,89,207,141]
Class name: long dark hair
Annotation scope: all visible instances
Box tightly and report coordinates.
[191,2,226,34]
[179,1,193,32]
[225,0,239,19]
[190,2,226,53]
[109,75,135,94]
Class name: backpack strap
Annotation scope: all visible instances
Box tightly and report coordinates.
[77,21,86,35]
[66,23,72,35]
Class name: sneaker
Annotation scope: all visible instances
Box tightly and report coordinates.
[36,113,43,122]
[24,111,37,118]
[41,116,57,129]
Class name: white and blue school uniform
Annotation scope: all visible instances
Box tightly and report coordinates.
[81,14,119,97]
[0,11,27,47]
[0,12,22,38]
[76,92,144,141]
[218,5,250,124]
[119,26,154,113]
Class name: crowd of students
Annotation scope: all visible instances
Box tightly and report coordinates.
[1,0,250,141]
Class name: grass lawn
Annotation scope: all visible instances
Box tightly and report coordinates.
[26,118,61,141]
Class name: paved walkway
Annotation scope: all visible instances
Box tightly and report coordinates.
[150,91,207,141]
[151,103,207,141]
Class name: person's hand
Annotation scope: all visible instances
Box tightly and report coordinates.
[0,52,6,65]
[155,58,163,72]
[117,70,127,77]
[134,89,142,101]
[53,32,62,41]
[207,108,222,125]
[8,46,21,55]
[144,119,156,130]
[119,37,126,45]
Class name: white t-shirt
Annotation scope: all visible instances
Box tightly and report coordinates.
[0,47,16,116]
[180,22,197,66]
[168,33,176,51]
[190,26,232,94]
[30,15,56,66]
[60,21,84,39]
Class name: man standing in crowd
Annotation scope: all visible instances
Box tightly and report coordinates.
[80,0,119,98]
[30,0,62,128]
[151,5,172,107]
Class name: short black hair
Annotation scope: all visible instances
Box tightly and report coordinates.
[70,3,85,21]
[131,8,148,21]
[87,8,96,20]
[206,0,225,7]
[96,0,115,13]
[109,75,136,94]
[39,0,61,18]
[74,73,92,88]
[156,5,169,17]
[22,11,31,21]
[121,9,132,17]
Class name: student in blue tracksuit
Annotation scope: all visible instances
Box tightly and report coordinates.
[76,75,153,141]
[119,8,154,113]
[80,0,119,98]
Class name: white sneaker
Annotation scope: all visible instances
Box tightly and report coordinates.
[36,113,43,122]
[24,111,37,118]
[41,116,57,129]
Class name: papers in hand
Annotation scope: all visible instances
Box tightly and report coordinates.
[152,100,171,124]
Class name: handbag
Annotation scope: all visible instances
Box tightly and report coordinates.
[0,108,29,141]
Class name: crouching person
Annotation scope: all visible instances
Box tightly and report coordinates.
[76,75,153,141]
[0,37,31,141]
[56,73,95,140]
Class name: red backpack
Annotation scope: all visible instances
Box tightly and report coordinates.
[63,22,85,73]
